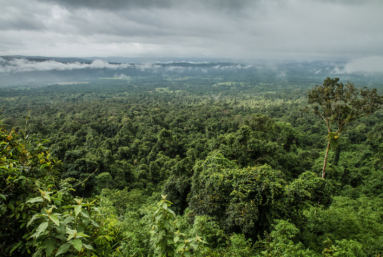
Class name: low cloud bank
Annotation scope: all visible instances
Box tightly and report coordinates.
[0,58,131,73]
[114,73,131,79]
[213,64,252,70]
[333,56,383,74]
[0,57,257,73]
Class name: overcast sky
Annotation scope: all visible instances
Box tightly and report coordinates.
[1,0,383,61]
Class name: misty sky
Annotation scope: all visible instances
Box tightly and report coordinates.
[1,0,383,61]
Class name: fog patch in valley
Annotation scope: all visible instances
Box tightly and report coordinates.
[333,56,383,74]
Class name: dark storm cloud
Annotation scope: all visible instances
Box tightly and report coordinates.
[1,0,383,69]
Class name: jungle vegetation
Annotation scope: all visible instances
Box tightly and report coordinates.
[1,74,383,256]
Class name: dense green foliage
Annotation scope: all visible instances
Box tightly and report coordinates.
[1,75,383,256]
[304,77,383,179]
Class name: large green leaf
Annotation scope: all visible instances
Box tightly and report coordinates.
[83,244,94,250]
[43,238,56,256]
[40,163,50,170]
[62,215,74,226]
[91,219,99,228]
[54,233,66,241]
[55,243,71,256]
[55,223,66,235]
[82,219,90,226]
[35,221,49,238]
[49,214,60,226]
[76,232,90,238]
[74,205,82,217]
[66,227,79,241]
[44,194,51,202]
[66,227,76,235]
[27,214,41,227]
[81,210,89,218]
[176,243,185,252]
[0,194,6,200]
[10,242,22,254]
[71,239,82,251]
[53,199,62,206]
[32,248,43,257]
[58,192,62,200]
[26,197,43,204]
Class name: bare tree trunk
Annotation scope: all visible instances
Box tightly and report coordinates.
[322,140,331,179]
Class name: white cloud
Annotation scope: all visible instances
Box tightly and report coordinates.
[333,56,383,74]
[165,66,184,72]
[276,71,286,78]
[114,73,130,79]
[1,57,247,73]
[0,58,131,73]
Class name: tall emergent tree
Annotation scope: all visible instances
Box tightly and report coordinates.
[304,77,383,179]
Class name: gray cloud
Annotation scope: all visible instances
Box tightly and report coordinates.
[0,0,382,60]
[36,0,254,12]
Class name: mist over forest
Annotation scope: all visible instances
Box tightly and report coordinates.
[1,56,383,88]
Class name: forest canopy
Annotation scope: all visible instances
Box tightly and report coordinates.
[1,75,383,256]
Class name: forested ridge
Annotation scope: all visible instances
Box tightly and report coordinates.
[1,76,383,256]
